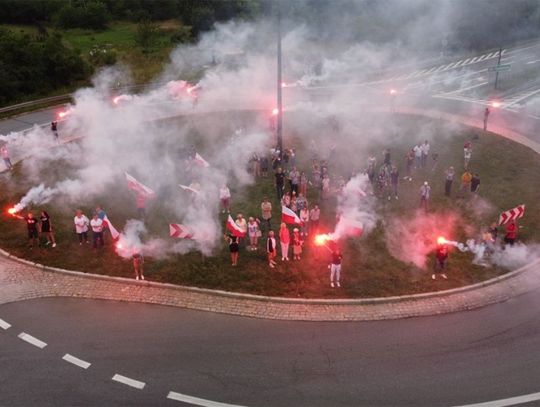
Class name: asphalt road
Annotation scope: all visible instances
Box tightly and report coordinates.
[2,293,540,407]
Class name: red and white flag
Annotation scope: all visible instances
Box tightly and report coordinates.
[498,204,525,225]
[226,215,246,237]
[179,184,200,194]
[281,206,304,226]
[338,217,363,237]
[193,153,210,168]
[102,214,120,239]
[169,224,193,239]
[125,172,155,197]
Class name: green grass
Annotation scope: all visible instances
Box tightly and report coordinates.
[0,113,539,299]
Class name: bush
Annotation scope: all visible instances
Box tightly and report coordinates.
[170,25,192,44]
[135,19,160,51]
[55,1,110,30]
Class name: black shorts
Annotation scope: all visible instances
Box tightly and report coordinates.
[504,237,515,245]
[41,226,50,233]
[28,229,38,239]
[229,243,239,253]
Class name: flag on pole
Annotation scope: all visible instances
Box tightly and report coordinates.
[125,172,155,197]
[169,224,193,239]
[193,153,210,168]
[179,184,200,194]
[102,214,120,239]
[498,204,525,225]
[226,215,246,237]
[338,217,363,237]
[281,206,304,226]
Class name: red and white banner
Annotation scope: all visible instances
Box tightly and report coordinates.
[193,153,210,168]
[499,204,525,225]
[125,172,155,197]
[226,215,246,237]
[169,224,193,239]
[102,214,120,239]
[281,206,304,226]
[337,217,363,237]
[179,184,200,194]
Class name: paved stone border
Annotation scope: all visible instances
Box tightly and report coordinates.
[0,106,539,320]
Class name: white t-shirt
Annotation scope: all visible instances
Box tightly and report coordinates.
[90,218,103,233]
[413,145,422,157]
[74,215,89,233]
[422,143,430,155]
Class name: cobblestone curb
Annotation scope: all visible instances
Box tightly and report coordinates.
[0,107,539,320]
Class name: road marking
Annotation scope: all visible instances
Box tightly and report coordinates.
[455,391,540,406]
[62,354,91,369]
[503,88,540,108]
[438,81,489,96]
[18,332,47,349]
[526,59,540,64]
[469,56,479,63]
[0,318,11,330]
[167,391,246,407]
[477,54,488,61]
[112,374,145,389]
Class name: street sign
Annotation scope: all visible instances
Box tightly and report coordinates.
[488,64,512,72]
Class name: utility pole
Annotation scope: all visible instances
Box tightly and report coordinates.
[494,46,502,90]
[276,0,283,158]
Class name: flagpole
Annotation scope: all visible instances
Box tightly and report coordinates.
[276,0,283,158]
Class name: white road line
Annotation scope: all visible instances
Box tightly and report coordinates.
[18,332,47,349]
[462,58,472,65]
[477,54,488,61]
[438,81,489,96]
[167,391,246,407]
[0,318,11,330]
[425,67,437,74]
[111,374,145,390]
[526,59,540,64]
[503,88,540,108]
[469,56,479,63]
[454,390,540,407]
[62,354,91,369]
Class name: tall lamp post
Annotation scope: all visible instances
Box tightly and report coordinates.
[276,0,283,158]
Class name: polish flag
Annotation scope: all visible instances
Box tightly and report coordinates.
[193,153,210,168]
[102,214,120,239]
[179,184,200,194]
[226,215,246,237]
[125,172,155,197]
[335,217,363,238]
[281,206,304,226]
[169,224,193,239]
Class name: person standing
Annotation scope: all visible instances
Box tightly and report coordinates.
[289,167,300,195]
[471,173,481,194]
[504,221,517,246]
[275,167,285,201]
[460,170,472,197]
[226,234,239,266]
[404,149,414,181]
[432,243,449,280]
[390,166,399,200]
[136,194,147,219]
[310,205,321,235]
[483,107,490,131]
[413,143,423,169]
[279,223,290,261]
[330,248,343,288]
[1,145,13,171]
[421,140,430,168]
[296,193,307,214]
[420,181,431,212]
[292,228,303,260]
[51,121,59,140]
[321,174,330,201]
[74,209,89,244]
[383,148,391,167]
[444,166,455,197]
[267,230,277,268]
[219,185,231,213]
[133,251,145,280]
[235,214,247,247]
[299,171,308,197]
[489,223,498,243]
[464,144,472,169]
[261,198,272,231]
[247,217,261,251]
[299,206,309,237]
[260,155,269,178]
[14,212,39,249]
[90,213,104,250]
[39,211,56,248]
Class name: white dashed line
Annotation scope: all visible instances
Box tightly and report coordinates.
[477,54,488,61]
[62,353,91,369]
[18,332,47,349]
[0,318,11,330]
[469,56,479,63]
[454,390,540,406]
[167,391,246,407]
[112,374,146,389]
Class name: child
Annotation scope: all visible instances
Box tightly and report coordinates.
[226,234,239,266]
[292,228,303,260]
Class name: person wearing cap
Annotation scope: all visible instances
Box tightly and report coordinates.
[292,228,303,260]
[420,181,431,212]
[247,217,261,251]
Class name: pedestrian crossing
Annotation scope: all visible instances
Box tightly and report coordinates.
[385,49,506,82]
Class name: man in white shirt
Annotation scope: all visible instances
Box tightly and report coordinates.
[74,209,89,244]
[421,140,430,168]
[219,185,231,213]
[90,213,104,249]
[413,144,422,169]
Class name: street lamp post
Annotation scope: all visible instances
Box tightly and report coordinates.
[276,0,283,158]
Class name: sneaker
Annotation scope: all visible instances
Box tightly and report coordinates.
[441,273,448,279]
[141,275,145,280]
[336,282,341,287]
[431,274,436,280]
[387,196,391,201]
[45,241,51,246]
[286,257,289,261]
[282,257,285,261]
[79,242,82,246]
[330,282,335,288]
[269,263,275,268]
[136,276,139,280]
[52,243,57,248]
[395,196,399,200]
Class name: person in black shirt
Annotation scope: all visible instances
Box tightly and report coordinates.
[40,210,56,248]
[226,234,239,266]
[14,212,39,249]
[51,121,59,140]
[471,173,480,193]
[275,167,285,201]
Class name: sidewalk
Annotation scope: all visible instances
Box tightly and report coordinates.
[0,105,539,321]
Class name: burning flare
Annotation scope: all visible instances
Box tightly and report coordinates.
[272,108,279,116]
[315,234,333,246]
[437,236,447,245]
